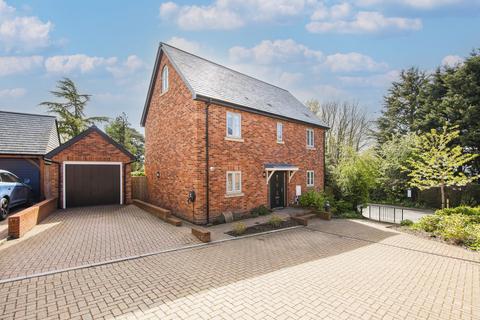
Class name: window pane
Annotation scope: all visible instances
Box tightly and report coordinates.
[227,173,233,192]
[234,172,241,192]
[227,114,233,136]
[234,115,240,137]
[277,123,283,141]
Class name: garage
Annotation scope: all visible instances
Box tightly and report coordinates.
[64,162,122,208]
[45,126,135,209]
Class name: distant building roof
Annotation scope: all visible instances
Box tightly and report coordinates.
[0,111,60,155]
[141,43,328,128]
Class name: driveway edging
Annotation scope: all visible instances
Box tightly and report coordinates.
[0,225,303,284]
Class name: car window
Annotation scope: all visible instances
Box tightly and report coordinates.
[0,173,17,183]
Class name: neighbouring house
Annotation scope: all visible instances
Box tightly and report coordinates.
[44,126,135,208]
[141,43,328,225]
[0,111,60,200]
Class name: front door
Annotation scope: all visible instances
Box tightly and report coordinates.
[269,171,285,208]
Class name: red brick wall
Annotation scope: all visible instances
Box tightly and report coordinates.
[48,130,133,208]
[144,53,206,223]
[204,104,325,221]
[145,54,325,224]
[8,197,57,238]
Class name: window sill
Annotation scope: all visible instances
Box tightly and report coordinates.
[225,192,244,198]
[307,147,316,150]
[307,185,315,188]
[277,141,284,144]
[225,137,244,142]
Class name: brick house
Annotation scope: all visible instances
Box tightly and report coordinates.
[141,43,328,225]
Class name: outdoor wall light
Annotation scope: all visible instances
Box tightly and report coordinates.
[156,171,160,178]
[262,172,266,178]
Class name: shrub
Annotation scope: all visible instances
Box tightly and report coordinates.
[436,214,472,244]
[465,224,480,251]
[412,215,441,233]
[335,200,354,214]
[400,219,414,226]
[232,222,247,235]
[435,206,480,217]
[268,215,283,228]
[299,191,326,210]
[131,170,145,177]
[251,205,270,217]
[335,211,363,219]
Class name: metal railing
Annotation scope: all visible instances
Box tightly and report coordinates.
[362,203,434,224]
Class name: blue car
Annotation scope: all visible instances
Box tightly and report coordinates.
[0,169,33,220]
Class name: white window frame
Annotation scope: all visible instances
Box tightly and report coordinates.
[306,128,314,148]
[276,122,283,143]
[306,170,315,187]
[62,161,123,209]
[161,65,169,93]
[226,171,242,194]
[226,112,242,139]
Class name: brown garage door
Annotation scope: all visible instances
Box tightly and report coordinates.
[65,164,121,208]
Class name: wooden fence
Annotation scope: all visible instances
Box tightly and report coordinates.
[132,176,148,201]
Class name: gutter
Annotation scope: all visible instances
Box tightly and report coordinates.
[205,99,212,225]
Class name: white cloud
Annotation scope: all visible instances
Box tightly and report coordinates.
[0,87,26,97]
[45,54,117,74]
[338,70,400,87]
[229,39,323,64]
[307,10,422,34]
[106,55,144,78]
[159,0,308,30]
[166,37,201,54]
[355,0,466,9]
[442,55,464,68]
[0,0,53,51]
[0,55,43,76]
[324,52,388,72]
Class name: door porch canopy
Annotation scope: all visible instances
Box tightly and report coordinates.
[264,163,299,185]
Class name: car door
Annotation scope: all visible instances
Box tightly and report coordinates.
[11,174,28,204]
[0,173,25,205]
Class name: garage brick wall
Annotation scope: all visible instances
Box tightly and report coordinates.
[145,53,325,225]
[47,130,132,208]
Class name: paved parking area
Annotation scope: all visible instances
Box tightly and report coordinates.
[0,205,199,280]
[0,218,478,319]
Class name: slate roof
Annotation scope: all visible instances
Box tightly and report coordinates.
[0,111,60,155]
[141,43,328,128]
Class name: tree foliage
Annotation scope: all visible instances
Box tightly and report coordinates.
[40,78,108,141]
[105,112,144,171]
[406,126,479,208]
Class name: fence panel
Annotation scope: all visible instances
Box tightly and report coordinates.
[132,176,148,201]
[363,204,434,224]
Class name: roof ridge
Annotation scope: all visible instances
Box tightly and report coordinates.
[161,42,289,93]
[0,110,56,118]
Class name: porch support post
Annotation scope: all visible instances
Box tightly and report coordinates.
[266,170,275,185]
[288,170,297,183]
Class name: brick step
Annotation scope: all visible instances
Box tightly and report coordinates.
[300,213,317,220]
[166,217,182,226]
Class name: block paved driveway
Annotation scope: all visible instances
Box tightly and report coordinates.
[0,205,199,280]
[1,219,479,320]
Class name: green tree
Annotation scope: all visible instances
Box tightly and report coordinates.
[105,112,144,171]
[406,126,480,209]
[376,68,429,144]
[334,148,379,211]
[40,78,108,141]
[377,133,415,201]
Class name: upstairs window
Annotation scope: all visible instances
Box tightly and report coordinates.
[277,122,283,143]
[161,65,169,93]
[306,128,314,148]
[307,171,315,187]
[226,171,242,194]
[226,112,241,138]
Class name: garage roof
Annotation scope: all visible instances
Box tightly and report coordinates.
[141,43,328,129]
[0,111,60,155]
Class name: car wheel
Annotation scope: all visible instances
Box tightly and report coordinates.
[0,198,9,220]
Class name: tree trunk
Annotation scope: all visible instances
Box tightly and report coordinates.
[440,185,445,209]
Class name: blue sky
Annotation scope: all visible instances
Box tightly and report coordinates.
[0,0,479,131]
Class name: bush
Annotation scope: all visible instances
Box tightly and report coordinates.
[412,215,441,233]
[251,205,270,217]
[400,219,414,226]
[131,170,145,177]
[465,224,480,251]
[299,191,326,210]
[435,206,480,217]
[268,215,283,228]
[335,211,362,219]
[232,222,247,235]
[436,214,472,244]
[335,200,354,214]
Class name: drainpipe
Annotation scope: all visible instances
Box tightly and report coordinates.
[205,99,212,225]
